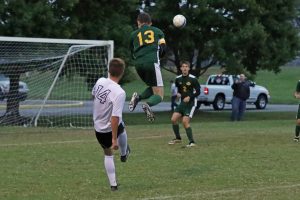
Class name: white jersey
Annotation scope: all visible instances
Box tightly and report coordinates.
[92,77,126,133]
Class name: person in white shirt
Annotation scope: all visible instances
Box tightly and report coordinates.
[92,58,130,191]
[170,80,178,111]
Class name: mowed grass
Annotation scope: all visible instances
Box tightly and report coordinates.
[1,112,300,200]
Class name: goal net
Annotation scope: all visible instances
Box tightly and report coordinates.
[0,36,113,127]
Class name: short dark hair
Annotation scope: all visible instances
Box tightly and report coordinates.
[180,61,190,67]
[109,58,125,77]
[137,12,152,24]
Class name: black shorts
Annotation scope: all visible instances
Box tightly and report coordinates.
[95,122,125,149]
[175,101,197,118]
[135,63,163,87]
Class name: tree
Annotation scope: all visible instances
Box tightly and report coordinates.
[0,0,299,125]
[149,0,300,77]
[0,0,71,125]
[53,0,138,85]
[0,0,138,125]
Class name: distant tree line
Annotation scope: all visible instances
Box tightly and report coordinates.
[0,0,299,77]
[0,0,299,125]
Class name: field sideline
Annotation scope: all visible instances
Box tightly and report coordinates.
[1,112,300,200]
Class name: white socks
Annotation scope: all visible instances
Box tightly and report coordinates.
[103,130,128,187]
[104,155,117,186]
[118,130,128,156]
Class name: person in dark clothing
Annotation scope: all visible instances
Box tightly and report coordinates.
[231,74,252,121]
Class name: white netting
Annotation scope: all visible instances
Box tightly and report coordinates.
[0,37,113,127]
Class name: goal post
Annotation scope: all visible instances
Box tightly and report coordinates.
[0,36,114,127]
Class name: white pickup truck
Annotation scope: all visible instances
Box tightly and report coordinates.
[197,74,270,110]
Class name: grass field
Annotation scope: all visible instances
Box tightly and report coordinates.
[2,66,300,199]
[1,112,300,200]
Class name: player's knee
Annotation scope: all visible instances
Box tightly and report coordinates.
[297,119,300,125]
[104,149,113,156]
[152,86,164,98]
[171,116,179,124]
[183,123,190,129]
[171,118,177,124]
[182,121,190,128]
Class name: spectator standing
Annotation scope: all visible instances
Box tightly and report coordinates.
[231,74,251,121]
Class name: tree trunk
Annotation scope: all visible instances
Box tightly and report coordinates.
[6,73,20,116]
[0,73,29,125]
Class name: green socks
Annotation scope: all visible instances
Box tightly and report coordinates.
[172,125,195,143]
[296,126,300,137]
[139,87,162,107]
[172,124,181,139]
[185,127,194,143]
[140,87,153,100]
[147,95,162,107]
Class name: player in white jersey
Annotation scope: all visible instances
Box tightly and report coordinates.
[92,58,130,191]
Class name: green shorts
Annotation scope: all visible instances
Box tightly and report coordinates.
[297,104,300,119]
[135,62,164,87]
[174,101,197,118]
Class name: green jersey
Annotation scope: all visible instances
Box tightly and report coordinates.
[130,24,165,64]
[175,74,201,104]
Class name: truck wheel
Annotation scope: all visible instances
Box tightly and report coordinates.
[255,94,267,109]
[213,94,225,110]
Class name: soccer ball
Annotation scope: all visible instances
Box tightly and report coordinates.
[173,14,186,28]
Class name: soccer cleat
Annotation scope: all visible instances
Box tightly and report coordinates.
[120,145,131,162]
[168,138,182,145]
[128,92,139,112]
[294,136,299,142]
[110,185,118,191]
[186,142,196,148]
[142,103,155,122]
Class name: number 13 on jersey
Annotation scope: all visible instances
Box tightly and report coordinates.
[137,30,155,46]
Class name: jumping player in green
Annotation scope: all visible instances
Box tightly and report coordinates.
[129,12,166,122]
[168,61,201,147]
[294,80,300,142]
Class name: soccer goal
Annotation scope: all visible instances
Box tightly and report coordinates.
[0,36,113,127]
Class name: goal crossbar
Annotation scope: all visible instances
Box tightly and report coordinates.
[0,36,114,46]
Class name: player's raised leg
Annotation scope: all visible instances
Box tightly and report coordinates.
[129,92,139,112]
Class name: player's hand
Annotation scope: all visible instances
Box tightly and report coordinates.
[183,96,190,103]
[294,93,300,99]
[177,93,181,98]
[111,139,119,150]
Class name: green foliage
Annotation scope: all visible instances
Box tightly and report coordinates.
[0,0,71,37]
[0,0,299,120]
[0,0,299,78]
[151,0,300,76]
